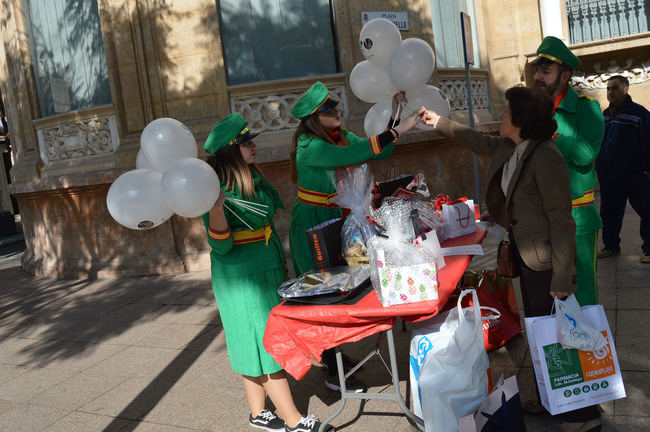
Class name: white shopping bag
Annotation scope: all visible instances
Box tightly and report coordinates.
[458,375,525,432]
[411,289,499,432]
[524,305,625,415]
[442,200,477,238]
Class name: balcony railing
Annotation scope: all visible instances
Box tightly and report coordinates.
[566,0,649,44]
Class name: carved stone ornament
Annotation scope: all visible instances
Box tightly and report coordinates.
[439,78,489,111]
[37,115,119,164]
[572,58,650,90]
[231,86,348,133]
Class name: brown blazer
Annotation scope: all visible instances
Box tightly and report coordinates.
[436,117,577,293]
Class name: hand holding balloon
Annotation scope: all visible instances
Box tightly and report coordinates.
[391,91,407,119]
[421,109,442,128]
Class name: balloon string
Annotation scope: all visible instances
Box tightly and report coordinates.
[226,198,267,216]
[227,197,269,209]
[223,202,254,230]
[391,101,403,128]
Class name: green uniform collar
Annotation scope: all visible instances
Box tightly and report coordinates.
[555,85,578,114]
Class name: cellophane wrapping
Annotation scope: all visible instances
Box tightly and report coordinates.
[329,164,377,267]
[412,199,450,243]
[368,200,439,306]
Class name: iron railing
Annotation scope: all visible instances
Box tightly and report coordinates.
[566,0,649,44]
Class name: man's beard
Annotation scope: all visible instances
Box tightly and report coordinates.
[536,73,564,97]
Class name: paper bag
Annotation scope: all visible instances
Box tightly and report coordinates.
[458,375,526,432]
[305,218,345,271]
[443,199,477,238]
[524,305,626,415]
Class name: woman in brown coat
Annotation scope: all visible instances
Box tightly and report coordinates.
[423,87,602,431]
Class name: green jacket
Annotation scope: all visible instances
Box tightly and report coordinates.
[289,129,394,276]
[553,85,604,235]
[202,172,285,278]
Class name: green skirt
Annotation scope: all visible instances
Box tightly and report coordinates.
[211,268,284,377]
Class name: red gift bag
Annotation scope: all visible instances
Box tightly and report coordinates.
[445,287,522,352]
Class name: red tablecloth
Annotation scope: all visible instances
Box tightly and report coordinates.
[263,229,487,380]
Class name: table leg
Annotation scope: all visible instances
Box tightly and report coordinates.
[317,328,425,432]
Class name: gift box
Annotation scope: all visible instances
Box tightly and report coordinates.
[374,249,438,306]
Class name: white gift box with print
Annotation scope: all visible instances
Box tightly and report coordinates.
[373,249,438,306]
[524,305,626,415]
[442,199,476,238]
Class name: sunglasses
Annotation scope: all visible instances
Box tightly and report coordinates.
[319,108,339,118]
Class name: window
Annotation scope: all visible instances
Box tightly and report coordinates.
[430,0,481,68]
[218,0,339,85]
[566,0,649,44]
[23,0,111,117]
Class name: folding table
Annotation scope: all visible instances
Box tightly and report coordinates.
[263,229,487,431]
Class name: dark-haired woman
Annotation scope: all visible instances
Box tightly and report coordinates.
[422,86,576,303]
[203,113,332,432]
[423,87,601,430]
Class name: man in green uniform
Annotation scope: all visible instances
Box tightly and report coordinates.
[530,36,604,432]
[531,36,604,307]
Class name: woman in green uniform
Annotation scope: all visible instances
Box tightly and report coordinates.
[204,113,332,432]
[288,81,424,391]
[289,81,424,277]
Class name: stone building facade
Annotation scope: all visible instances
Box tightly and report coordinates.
[0,0,648,278]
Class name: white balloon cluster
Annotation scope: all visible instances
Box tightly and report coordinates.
[351,18,451,136]
[106,118,220,230]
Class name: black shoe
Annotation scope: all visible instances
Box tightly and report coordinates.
[324,375,365,393]
[321,353,359,372]
[285,415,334,432]
[249,409,285,431]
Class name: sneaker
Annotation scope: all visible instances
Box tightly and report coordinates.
[556,418,601,432]
[597,248,619,259]
[325,375,365,393]
[285,415,334,432]
[641,252,650,263]
[249,409,285,431]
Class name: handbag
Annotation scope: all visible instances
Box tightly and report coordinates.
[496,231,519,278]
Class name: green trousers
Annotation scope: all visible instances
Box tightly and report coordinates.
[574,230,599,305]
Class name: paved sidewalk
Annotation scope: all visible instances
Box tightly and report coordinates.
[0,202,648,431]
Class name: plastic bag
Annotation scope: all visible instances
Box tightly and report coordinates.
[413,289,499,432]
[368,200,439,306]
[329,164,377,266]
[555,294,607,352]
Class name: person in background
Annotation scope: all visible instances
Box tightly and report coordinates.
[203,113,333,432]
[530,36,605,310]
[422,87,601,432]
[595,75,650,263]
[288,81,424,392]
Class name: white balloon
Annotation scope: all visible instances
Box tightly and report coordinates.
[350,61,397,103]
[135,149,154,170]
[402,85,451,131]
[388,38,436,91]
[162,157,220,218]
[359,18,402,70]
[364,100,394,137]
[140,118,198,172]
[106,169,173,230]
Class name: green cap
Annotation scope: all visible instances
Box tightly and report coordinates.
[204,113,258,154]
[531,36,581,70]
[291,81,340,119]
